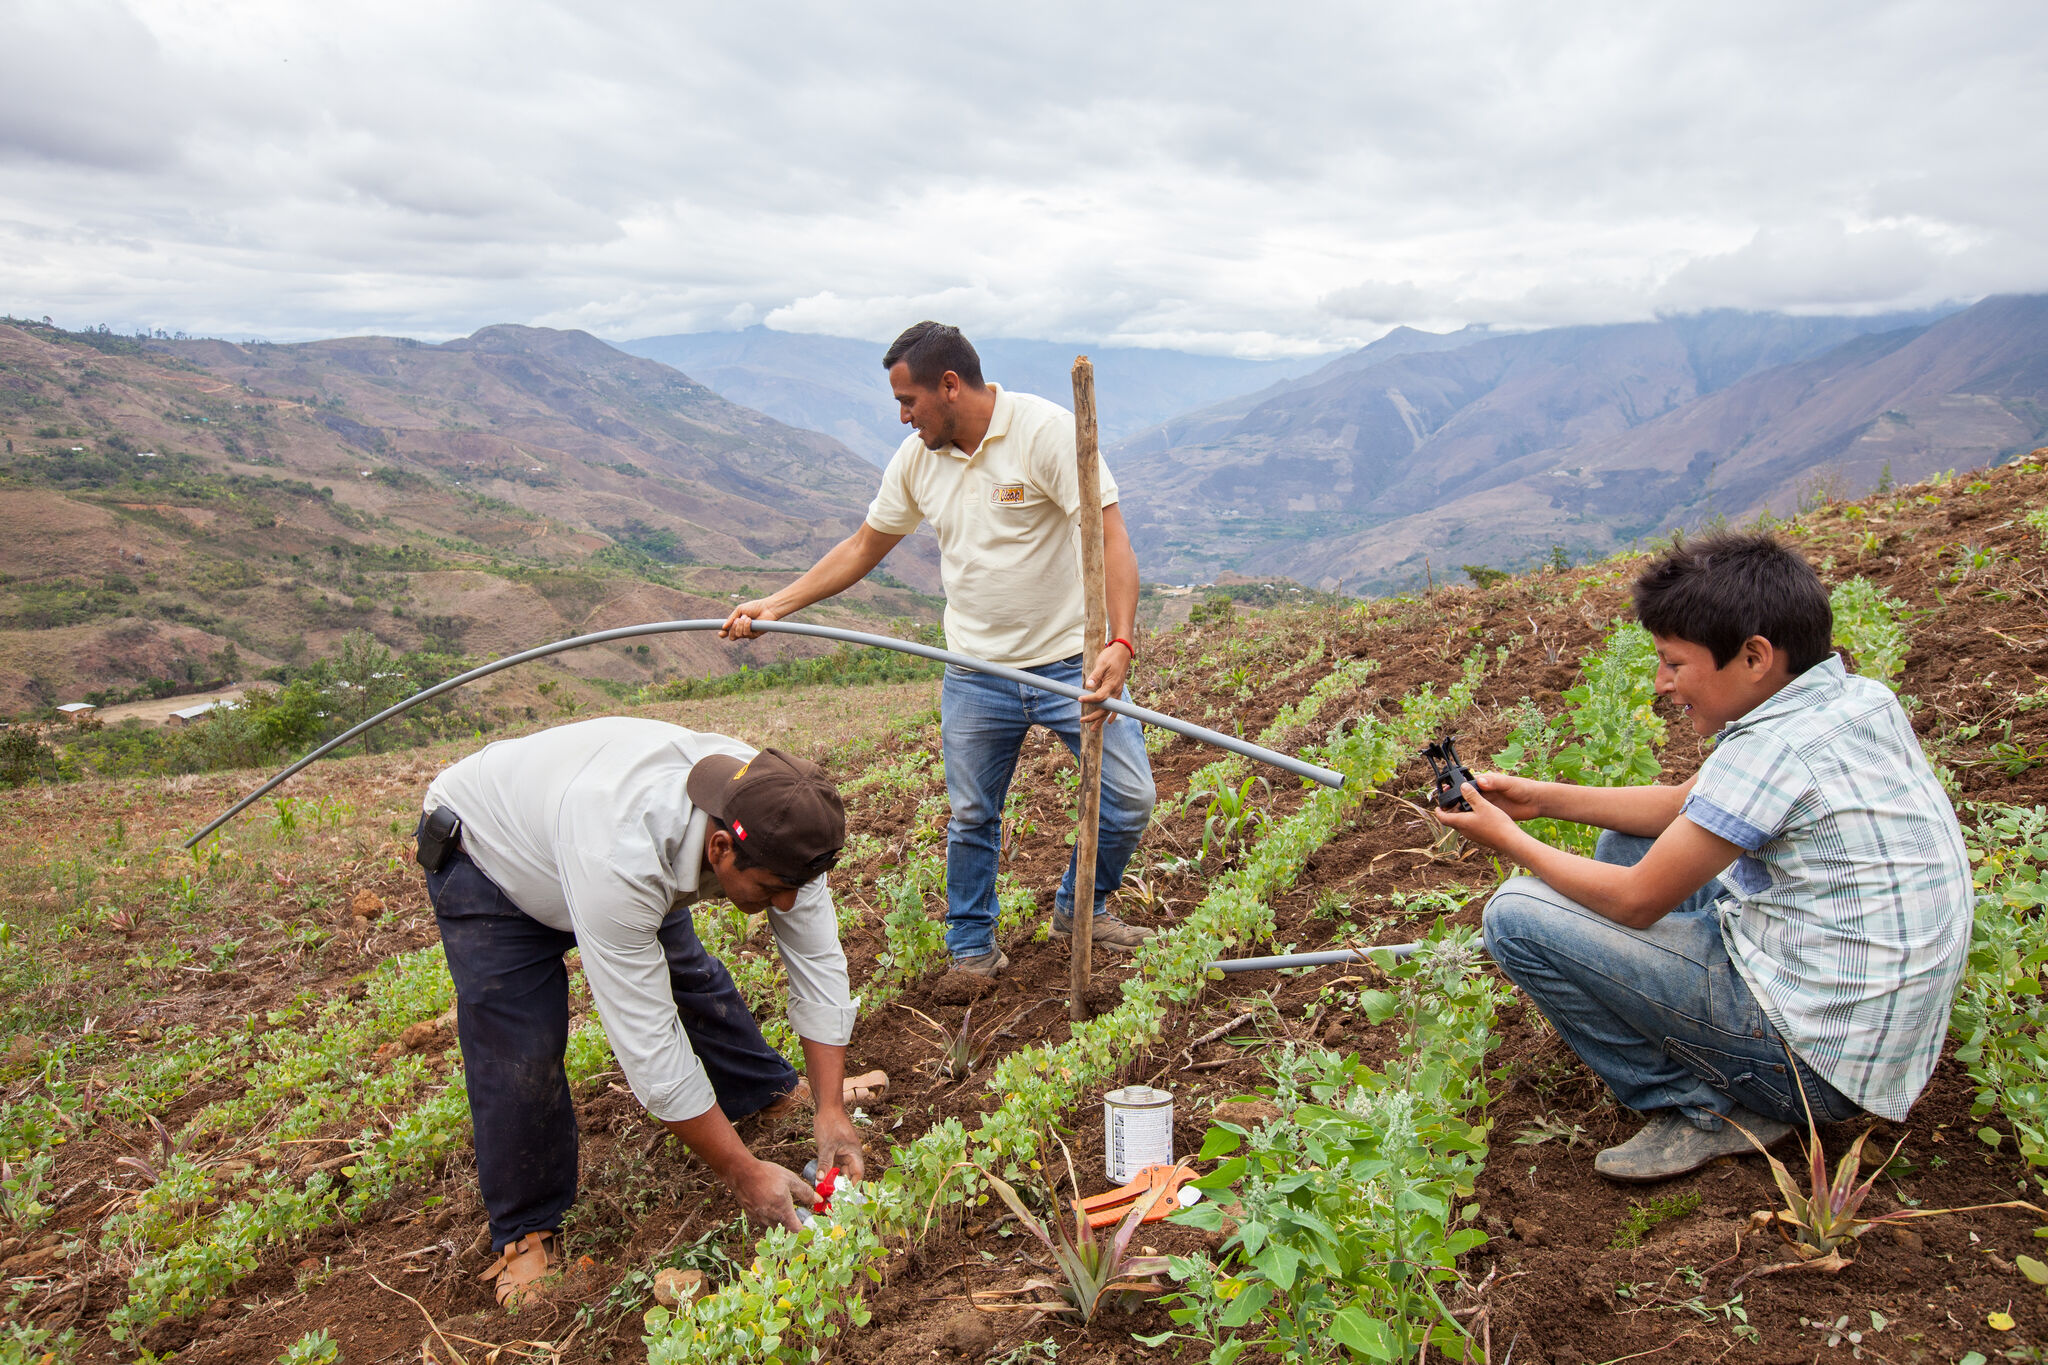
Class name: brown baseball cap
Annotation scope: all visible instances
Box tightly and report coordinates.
[686,748,846,886]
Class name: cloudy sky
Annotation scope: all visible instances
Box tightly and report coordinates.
[4,0,2045,355]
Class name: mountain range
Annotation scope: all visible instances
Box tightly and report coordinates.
[8,294,2046,712]
[619,327,1322,465]
[1105,298,2048,590]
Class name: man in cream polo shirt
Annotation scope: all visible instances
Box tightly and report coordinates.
[722,321,1157,979]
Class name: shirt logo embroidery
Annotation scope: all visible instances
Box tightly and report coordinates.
[990,483,1027,506]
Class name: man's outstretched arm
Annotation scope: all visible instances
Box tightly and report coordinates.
[722,523,906,639]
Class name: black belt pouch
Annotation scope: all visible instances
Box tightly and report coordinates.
[415,806,462,874]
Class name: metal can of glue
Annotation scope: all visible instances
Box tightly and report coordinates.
[1103,1085,1174,1184]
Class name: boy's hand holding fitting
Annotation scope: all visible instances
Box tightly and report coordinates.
[1432,776,1524,853]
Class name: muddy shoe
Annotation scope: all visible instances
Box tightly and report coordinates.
[479,1229,555,1307]
[1594,1108,1792,1183]
[1051,909,1153,950]
[949,948,1009,978]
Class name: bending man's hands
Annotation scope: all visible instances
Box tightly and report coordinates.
[813,1105,865,1185]
[733,1158,818,1233]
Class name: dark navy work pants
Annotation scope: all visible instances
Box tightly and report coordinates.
[426,846,799,1252]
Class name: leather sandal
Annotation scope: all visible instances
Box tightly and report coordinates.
[843,1069,890,1105]
[479,1229,555,1307]
[757,1071,893,1119]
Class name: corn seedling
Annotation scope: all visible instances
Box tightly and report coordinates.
[1200,774,1271,862]
[972,1165,1174,1323]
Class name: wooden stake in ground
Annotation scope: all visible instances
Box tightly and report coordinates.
[1070,356,1107,1021]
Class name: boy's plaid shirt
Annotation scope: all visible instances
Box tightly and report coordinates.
[1681,656,1972,1121]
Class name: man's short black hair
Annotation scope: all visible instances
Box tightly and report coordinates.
[1632,531,1833,674]
[882,321,984,389]
[707,814,764,876]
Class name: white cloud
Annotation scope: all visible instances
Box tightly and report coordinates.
[2,0,2045,351]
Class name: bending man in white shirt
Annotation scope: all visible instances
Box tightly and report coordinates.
[418,719,869,1306]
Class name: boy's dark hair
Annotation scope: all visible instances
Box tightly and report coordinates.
[1632,531,1833,674]
[882,321,984,389]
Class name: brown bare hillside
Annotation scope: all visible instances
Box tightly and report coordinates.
[0,321,941,711]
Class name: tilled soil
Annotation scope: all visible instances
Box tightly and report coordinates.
[5,459,2047,1364]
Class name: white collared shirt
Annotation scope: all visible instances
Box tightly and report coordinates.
[424,717,857,1122]
[866,384,1120,668]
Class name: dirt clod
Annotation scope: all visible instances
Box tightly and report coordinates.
[400,1020,441,1051]
[351,889,385,919]
[932,971,997,1005]
[652,1268,706,1308]
[1211,1099,1282,1127]
[941,1310,994,1357]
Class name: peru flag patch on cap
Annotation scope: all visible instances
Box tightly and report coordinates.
[732,821,748,841]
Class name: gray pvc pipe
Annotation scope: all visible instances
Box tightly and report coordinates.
[1207,943,1430,973]
[185,617,1344,848]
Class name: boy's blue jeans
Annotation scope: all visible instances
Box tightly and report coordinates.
[940,657,1157,960]
[1481,830,1859,1131]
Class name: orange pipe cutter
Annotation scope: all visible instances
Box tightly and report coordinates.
[1071,1163,1195,1230]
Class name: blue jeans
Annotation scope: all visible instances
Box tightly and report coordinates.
[427,846,798,1251]
[1481,831,1860,1131]
[940,656,1157,959]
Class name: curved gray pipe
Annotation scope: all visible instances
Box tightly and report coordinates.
[185,617,1344,848]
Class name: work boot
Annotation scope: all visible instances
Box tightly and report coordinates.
[1594,1107,1793,1183]
[479,1229,555,1308]
[1052,908,1153,950]
[949,947,1009,978]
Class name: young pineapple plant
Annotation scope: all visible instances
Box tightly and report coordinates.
[971,1166,1177,1323]
[1730,1068,2040,1270]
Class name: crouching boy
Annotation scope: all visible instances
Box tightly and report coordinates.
[1436,533,1971,1182]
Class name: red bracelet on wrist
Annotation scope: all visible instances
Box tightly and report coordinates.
[1106,637,1136,661]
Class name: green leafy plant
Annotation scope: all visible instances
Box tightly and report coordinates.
[1608,1191,1699,1249]
[277,1328,340,1365]
[1,1324,78,1365]
[1952,803,2048,1186]
[1492,624,1666,852]
[1829,577,1909,689]
[0,1151,55,1232]
[2024,501,2048,546]
[1154,929,1502,1364]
